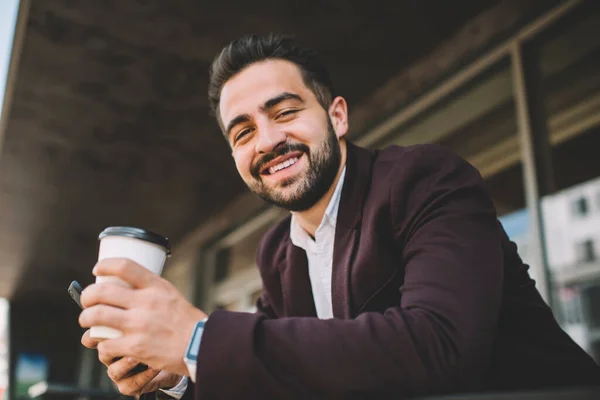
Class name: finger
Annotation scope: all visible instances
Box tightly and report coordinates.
[115,368,160,397]
[80,283,136,309]
[108,357,142,381]
[98,349,118,367]
[98,336,141,366]
[81,330,100,349]
[98,351,128,368]
[79,304,129,330]
[93,258,158,289]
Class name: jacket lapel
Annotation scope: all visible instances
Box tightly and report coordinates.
[280,238,317,317]
[331,142,374,318]
[277,142,374,319]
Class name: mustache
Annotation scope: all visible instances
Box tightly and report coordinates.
[251,142,310,178]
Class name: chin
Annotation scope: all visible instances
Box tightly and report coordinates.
[271,187,301,203]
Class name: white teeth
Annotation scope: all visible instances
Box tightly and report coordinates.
[268,157,299,175]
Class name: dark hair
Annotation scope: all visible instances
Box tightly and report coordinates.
[208,34,334,126]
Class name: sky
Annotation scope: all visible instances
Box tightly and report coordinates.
[0,0,21,119]
[499,208,530,240]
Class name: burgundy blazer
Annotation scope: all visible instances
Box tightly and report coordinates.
[167,143,599,399]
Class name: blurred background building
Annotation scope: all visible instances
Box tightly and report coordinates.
[0,0,599,398]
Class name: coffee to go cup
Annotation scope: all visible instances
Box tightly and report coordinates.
[89,226,171,340]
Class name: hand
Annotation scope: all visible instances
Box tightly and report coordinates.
[78,258,208,376]
[81,330,183,396]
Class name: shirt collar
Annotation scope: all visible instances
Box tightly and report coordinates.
[290,166,347,249]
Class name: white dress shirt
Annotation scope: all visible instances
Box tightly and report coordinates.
[290,166,346,319]
[160,375,189,399]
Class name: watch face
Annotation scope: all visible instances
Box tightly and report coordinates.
[186,323,204,361]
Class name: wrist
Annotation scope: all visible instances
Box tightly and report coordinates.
[162,373,185,389]
[183,318,208,382]
[171,360,189,378]
[175,309,207,375]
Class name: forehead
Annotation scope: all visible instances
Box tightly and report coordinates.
[219,59,312,123]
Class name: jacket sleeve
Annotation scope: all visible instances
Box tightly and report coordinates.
[255,290,277,319]
[179,383,194,400]
[193,147,504,399]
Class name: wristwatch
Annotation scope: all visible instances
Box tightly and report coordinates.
[184,318,208,383]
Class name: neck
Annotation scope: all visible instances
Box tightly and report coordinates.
[292,140,347,237]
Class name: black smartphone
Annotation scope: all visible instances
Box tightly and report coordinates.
[68,280,84,309]
[68,280,149,376]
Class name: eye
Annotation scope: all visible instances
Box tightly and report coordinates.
[276,109,298,119]
[234,127,254,144]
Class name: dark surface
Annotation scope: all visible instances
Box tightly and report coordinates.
[142,386,600,400]
[419,387,600,399]
[0,0,502,299]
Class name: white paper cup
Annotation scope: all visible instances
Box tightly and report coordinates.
[90,226,171,340]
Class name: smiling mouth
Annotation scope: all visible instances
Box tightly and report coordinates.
[260,152,303,176]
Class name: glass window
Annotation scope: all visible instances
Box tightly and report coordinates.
[529,0,600,360]
[214,247,230,284]
[575,239,596,264]
[212,219,274,303]
[225,223,272,279]
[374,60,541,282]
[212,225,268,312]
[581,283,600,362]
[376,59,525,217]
[558,286,583,325]
[582,284,600,328]
[572,196,589,218]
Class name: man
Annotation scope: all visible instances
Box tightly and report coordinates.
[79,34,600,399]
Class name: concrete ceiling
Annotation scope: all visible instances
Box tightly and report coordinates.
[0,0,501,299]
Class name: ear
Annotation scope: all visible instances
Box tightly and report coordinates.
[328,96,349,139]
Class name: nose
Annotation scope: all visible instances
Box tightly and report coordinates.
[255,122,287,154]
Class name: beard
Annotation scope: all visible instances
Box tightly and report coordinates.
[246,118,342,212]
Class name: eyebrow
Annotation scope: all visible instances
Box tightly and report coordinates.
[225,92,304,137]
[260,92,304,112]
[225,114,252,138]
